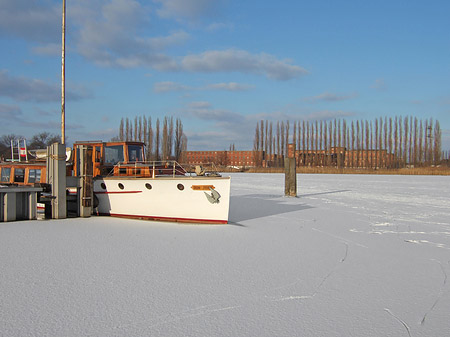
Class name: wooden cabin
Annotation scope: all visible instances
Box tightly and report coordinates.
[0,163,46,186]
[0,141,185,187]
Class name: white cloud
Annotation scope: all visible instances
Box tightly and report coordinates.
[154,0,220,20]
[182,49,307,80]
[206,82,254,91]
[0,103,22,122]
[371,78,387,91]
[154,81,254,93]
[206,22,234,32]
[154,81,191,93]
[0,70,91,102]
[31,43,61,56]
[72,0,184,70]
[303,92,358,103]
[0,0,60,43]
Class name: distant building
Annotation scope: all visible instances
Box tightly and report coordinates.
[183,150,259,168]
[182,147,395,169]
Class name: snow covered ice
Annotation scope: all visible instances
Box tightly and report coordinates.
[1,173,449,336]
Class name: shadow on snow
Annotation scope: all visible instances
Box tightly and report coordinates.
[229,194,313,223]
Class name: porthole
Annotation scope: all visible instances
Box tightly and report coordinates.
[118,183,124,190]
[100,183,106,190]
[145,183,152,190]
[177,183,184,191]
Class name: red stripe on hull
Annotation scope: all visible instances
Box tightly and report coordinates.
[97,212,227,224]
[95,191,142,194]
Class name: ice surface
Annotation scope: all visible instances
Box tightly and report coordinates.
[1,173,449,336]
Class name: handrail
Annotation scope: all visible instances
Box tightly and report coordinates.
[107,160,187,178]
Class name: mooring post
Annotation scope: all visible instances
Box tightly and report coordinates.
[285,143,297,197]
[47,143,67,219]
[79,145,93,217]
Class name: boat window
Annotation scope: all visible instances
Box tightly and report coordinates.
[14,168,25,183]
[1,167,11,182]
[128,145,143,162]
[104,145,124,165]
[95,147,101,163]
[28,169,41,183]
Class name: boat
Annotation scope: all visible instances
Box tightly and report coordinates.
[0,140,231,224]
[1,2,231,224]
[74,141,230,224]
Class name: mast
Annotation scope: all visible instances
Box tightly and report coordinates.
[61,0,66,144]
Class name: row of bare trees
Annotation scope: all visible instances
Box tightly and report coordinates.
[254,116,445,168]
[118,116,187,161]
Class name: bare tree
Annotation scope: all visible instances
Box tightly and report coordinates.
[162,117,169,159]
[433,120,441,165]
[119,118,124,141]
[125,118,130,141]
[351,121,355,168]
[342,120,347,167]
[143,116,147,147]
[147,117,153,160]
[253,122,261,166]
[418,119,423,166]
[269,122,273,161]
[168,116,174,158]
[378,117,383,168]
[398,117,403,168]
[413,117,418,166]
[285,120,290,157]
[174,118,183,161]
[374,119,378,168]
[260,120,264,154]
[281,121,285,161]
[155,118,160,161]
[276,121,281,166]
[365,120,370,168]
[323,121,328,167]
[388,118,393,168]
[329,120,333,167]
[265,120,269,157]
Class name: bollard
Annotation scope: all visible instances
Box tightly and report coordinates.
[285,143,297,197]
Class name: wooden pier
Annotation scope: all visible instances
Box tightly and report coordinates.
[0,186,43,222]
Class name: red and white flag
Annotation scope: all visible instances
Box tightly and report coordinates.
[19,148,26,157]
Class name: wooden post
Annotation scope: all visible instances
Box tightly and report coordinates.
[285,143,297,197]
[47,143,67,219]
[79,146,93,217]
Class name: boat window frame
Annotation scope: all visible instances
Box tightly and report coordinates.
[127,145,143,162]
[28,169,42,184]
[104,145,124,165]
[14,168,25,183]
[1,167,11,183]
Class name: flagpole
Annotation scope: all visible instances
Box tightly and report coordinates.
[61,0,66,144]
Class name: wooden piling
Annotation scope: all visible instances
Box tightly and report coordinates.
[285,143,297,197]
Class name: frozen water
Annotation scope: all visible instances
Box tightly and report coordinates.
[1,173,449,336]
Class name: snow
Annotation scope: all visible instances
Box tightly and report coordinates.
[1,173,449,336]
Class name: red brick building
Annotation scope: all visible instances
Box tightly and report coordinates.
[183,148,394,168]
[183,150,259,168]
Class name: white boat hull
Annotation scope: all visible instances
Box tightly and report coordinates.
[93,176,231,224]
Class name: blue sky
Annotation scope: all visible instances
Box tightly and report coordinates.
[1,0,449,151]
